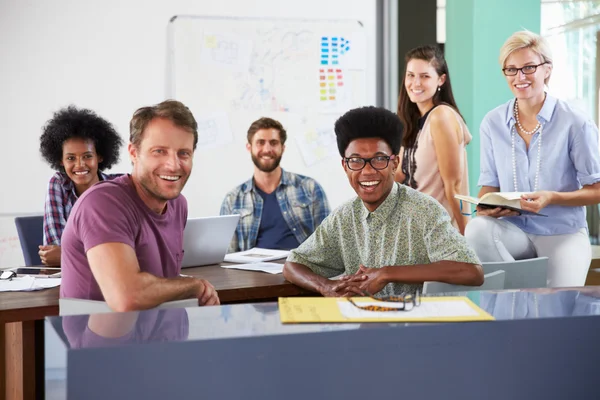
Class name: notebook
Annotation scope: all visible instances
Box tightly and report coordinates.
[181,215,240,268]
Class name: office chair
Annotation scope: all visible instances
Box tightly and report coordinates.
[14,215,44,266]
[422,270,506,294]
[481,257,548,289]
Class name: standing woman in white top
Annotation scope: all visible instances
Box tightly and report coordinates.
[465,30,600,287]
[396,45,472,234]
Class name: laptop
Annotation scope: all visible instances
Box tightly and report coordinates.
[181,215,240,268]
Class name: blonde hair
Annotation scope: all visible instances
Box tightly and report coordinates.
[499,30,553,84]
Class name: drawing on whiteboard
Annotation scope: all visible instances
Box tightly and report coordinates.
[200,33,253,71]
[295,125,339,167]
[228,28,314,112]
[195,111,233,149]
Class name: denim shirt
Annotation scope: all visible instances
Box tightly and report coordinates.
[220,169,330,252]
[478,95,600,235]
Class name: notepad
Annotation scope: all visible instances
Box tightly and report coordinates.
[278,297,494,323]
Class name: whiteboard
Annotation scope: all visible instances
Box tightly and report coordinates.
[168,15,370,218]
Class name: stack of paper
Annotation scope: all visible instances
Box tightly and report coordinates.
[224,248,290,263]
[279,297,494,323]
[0,276,61,292]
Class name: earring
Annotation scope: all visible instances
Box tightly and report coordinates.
[437,87,441,92]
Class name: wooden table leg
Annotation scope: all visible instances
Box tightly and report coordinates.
[1,323,6,400]
[4,321,40,400]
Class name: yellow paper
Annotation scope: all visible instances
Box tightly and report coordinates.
[279,296,494,323]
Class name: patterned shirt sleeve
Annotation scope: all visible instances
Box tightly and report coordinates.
[287,212,345,278]
[220,192,239,253]
[43,174,67,246]
[420,200,480,265]
[311,180,331,228]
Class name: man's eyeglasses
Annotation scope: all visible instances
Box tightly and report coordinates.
[344,155,396,171]
[0,270,16,281]
[502,62,548,76]
[347,290,421,312]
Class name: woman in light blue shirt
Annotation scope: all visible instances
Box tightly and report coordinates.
[465,30,600,288]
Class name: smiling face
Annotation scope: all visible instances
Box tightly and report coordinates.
[247,128,285,173]
[504,47,551,103]
[404,58,446,113]
[343,137,399,212]
[61,138,103,193]
[128,117,194,213]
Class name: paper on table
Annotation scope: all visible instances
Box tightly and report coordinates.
[223,248,290,264]
[278,297,494,323]
[338,298,481,320]
[220,262,283,274]
[0,276,61,292]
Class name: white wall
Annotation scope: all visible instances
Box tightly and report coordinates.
[0,0,377,215]
[0,0,378,266]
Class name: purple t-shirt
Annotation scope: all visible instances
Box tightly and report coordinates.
[60,174,188,300]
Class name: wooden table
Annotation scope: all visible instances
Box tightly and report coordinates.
[0,264,311,400]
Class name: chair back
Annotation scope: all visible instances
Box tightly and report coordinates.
[14,216,44,266]
[59,298,198,316]
[422,270,506,295]
[481,257,548,289]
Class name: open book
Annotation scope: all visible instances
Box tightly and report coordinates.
[223,248,291,264]
[455,192,547,216]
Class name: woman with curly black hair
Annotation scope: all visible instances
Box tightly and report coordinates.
[39,106,123,266]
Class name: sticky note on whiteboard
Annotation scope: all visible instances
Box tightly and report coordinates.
[204,35,217,49]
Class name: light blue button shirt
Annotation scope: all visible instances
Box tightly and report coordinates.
[478,94,600,235]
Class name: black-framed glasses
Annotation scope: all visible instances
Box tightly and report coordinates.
[347,290,421,312]
[0,270,16,281]
[344,155,396,171]
[502,62,548,76]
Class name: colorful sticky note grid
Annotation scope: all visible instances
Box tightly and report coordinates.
[318,68,344,102]
[320,36,351,66]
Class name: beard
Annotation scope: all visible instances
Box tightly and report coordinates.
[251,153,282,173]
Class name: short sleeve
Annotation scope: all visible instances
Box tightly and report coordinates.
[570,119,600,186]
[287,214,344,278]
[73,186,138,253]
[420,201,481,265]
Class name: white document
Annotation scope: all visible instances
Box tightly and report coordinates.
[200,32,253,71]
[0,276,61,292]
[220,262,284,275]
[224,248,290,264]
[338,298,480,320]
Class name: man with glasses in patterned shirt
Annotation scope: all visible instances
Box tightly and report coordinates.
[283,106,483,297]
[221,117,330,253]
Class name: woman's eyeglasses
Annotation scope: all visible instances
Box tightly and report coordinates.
[347,290,421,312]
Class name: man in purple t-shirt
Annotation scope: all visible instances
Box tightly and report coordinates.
[60,100,219,310]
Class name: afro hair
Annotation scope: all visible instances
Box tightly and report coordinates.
[40,105,123,171]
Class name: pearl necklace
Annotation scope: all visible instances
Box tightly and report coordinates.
[514,100,541,135]
[511,105,543,192]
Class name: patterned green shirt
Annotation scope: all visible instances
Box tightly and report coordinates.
[288,183,480,296]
